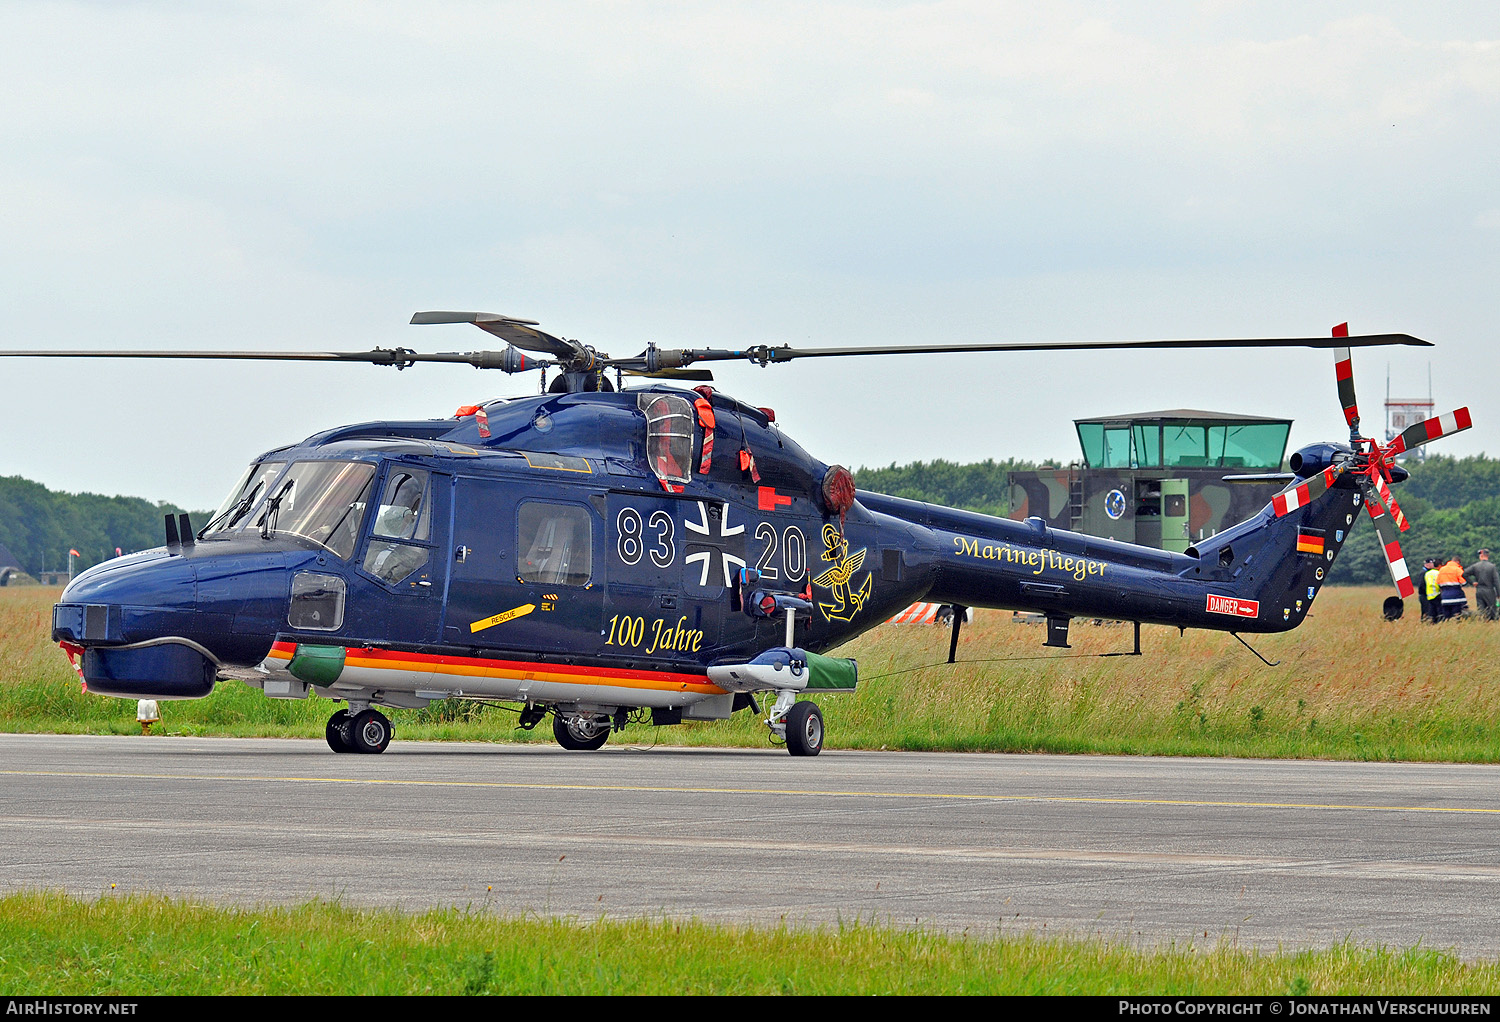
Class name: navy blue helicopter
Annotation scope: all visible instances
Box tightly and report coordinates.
[7,315,1468,756]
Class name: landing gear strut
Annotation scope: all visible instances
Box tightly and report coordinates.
[767,690,823,756]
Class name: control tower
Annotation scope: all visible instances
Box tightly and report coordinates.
[1006,409,1292,552]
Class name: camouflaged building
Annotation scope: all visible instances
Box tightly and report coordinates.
[1006,410,1292,552]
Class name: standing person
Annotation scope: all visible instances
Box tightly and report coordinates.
[1465,549,1499,622]
[1438,556,1469,620]
[1424,558,1443,623]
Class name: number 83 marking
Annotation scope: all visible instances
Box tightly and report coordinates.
[616,507,674,567]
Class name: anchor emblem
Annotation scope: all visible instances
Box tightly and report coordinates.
[811,523,872,622]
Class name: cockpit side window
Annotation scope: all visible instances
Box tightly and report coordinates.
[371,468,432,541]
[362,467,434,585]
[638,393,693,488]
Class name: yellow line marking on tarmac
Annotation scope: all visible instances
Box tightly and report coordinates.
[5,769,1500,815]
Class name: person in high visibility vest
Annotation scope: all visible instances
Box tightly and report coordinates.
[1437,556,1469,620]
[1420,558,1440,623]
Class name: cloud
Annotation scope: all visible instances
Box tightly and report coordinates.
[0,1,1497,504]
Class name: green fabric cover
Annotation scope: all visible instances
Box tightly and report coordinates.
[287,644,346,685]
[804,651,857,691]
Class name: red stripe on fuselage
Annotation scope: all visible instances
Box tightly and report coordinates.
[266,641,712,687]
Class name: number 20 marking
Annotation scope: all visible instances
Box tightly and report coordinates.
[754,523,807,582]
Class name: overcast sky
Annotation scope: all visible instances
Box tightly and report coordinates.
[1,1,1496,509]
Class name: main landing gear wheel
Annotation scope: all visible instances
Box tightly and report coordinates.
[553,713,610,751]
[325,709,354,753]
[785,701,823,757]
[348,709,393,754]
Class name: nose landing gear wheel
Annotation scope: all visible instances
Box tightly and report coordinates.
[325,709,354,753]
[553,713,610,751]
[785,700,823,757]
[348,709,393,754]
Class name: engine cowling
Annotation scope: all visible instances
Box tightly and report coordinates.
[1288,443,1343,479]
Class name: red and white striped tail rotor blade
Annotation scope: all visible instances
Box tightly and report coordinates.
[1270,465,1342,517]
[1370,471,1410,531]
[1332,325,1360,429]
[1366,494,1415,598]
[1384,407,1473,456]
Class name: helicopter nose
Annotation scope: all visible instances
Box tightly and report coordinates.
[53,547,293,699]
[55,550,198,641]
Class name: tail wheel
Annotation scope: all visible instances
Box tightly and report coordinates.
[325,709,354,753]
[553,712,610,751]
[785,701,823,757]
[349,709,393,754]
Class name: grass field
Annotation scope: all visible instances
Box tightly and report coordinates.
[6,589,1500,996]
[3,584,1498,760]
[2,891,1497,995]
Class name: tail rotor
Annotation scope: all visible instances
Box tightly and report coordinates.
[1271,323,1471,600]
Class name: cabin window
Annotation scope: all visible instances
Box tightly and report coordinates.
[1163,424,1210,466]
[1103,427,1132,468]
[517,501,592,586]
[288,571,346,631]
[638,393,693,486]
[1132,424,1161,467]
[361,467,433,584]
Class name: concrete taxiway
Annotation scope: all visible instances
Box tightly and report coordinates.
[3,733,1499,954]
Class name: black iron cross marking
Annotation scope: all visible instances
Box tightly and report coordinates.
[684,501,747,587]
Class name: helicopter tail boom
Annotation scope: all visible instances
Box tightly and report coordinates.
[857,456,1363,635]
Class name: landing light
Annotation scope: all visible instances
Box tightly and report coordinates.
[137,699,160,735]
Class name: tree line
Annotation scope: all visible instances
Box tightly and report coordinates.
[1,453,1491,586]
[1321,455,1500,585]
[853,454,1500,587]
[0,476,207,577]
[852,458,1042,519]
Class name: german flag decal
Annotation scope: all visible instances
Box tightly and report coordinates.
[1296,530,1325,555]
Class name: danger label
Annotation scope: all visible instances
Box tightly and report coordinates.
[1206,594,1259,618]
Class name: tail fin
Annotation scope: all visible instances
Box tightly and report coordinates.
[1190,463,1364,631]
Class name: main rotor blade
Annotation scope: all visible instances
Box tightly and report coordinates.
[1332,326,1362,432]
[0,347,543,370]
[1223,473,1296,483]
[411,311,581,360]
[620,367,716,381]
[660,332,1430,367]
[1384,407,1473,456]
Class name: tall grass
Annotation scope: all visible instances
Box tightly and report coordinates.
[2,891,1496,995]
[3,585,1497,759]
